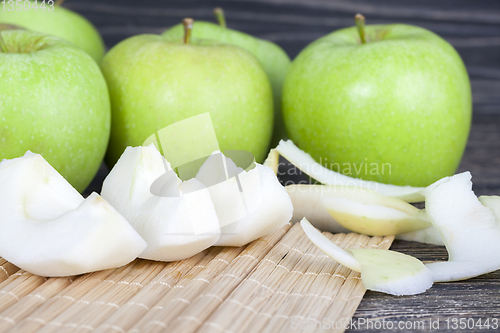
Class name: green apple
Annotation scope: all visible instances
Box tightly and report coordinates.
[101,18,273,167]
[0,0,105,63]
[283,15,471,187]
[163,8,290,146]
[0,29,111,192]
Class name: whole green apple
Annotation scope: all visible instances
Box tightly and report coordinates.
[0,30,110,192]
[283,16,471,187]
[101,19,273,167]
[0,1,105,63]
[163,8,290,146]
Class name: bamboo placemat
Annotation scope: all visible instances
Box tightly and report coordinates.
[0,223,393,333]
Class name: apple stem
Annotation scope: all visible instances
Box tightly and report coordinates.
[55,0,66,6]
[0,32,7,53]
[213,7,227,28]
[355,13,366,44]
[183,18,194,44]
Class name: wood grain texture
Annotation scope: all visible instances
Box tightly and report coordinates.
[350,240,500,332]
[70,0,500,332]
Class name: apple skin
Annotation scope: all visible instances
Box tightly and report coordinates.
[163,22,290,145]
[0,2,105,63]
[283,24,472,187]
[100,34,274,167]
[0,30,111,192]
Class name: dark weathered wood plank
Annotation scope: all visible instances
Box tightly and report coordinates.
[350,240,500,333]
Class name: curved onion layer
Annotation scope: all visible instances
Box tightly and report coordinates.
[350,249,433,296]
[102,145,293,258]
[101,145,221,261]
[275,140,424,203]
[288,184,430,236]
[263,149,279,175]
[424,172,500,282]
[300,218,360,271]
[0,152,146,276]
[301,218,433,296]
[396,226,444,246]
[286,185,351,233]
[194,151,293,247]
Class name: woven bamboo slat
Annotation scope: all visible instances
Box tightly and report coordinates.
[0,223,394,333]
[0,260,19,285]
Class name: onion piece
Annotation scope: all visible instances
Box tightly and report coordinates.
[102,145,293,254]
[300,218,360,271]
[275,140,424,203]
[288,184,430,236]
[101,145,221,261]
[478,195,500,223]
[263,149,279,175]
[300,218,432,295]
[194,151,293,247]
[396,226,444,246]
[286,185,350,233]
[350,249,433,296]
[424,172,500,282]
[0,152,146,277]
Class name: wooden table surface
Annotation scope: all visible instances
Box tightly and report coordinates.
[75,0,500,331]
